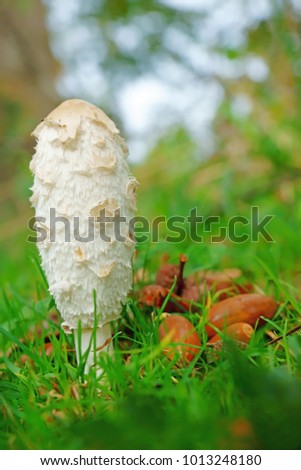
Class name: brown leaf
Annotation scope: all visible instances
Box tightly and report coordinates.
[156,253,188,294]
[139,285,169,307]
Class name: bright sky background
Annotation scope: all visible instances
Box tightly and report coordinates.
[43,0,294,162]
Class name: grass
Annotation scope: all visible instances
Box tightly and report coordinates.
[2,129,301,449]
[1,233,301,450]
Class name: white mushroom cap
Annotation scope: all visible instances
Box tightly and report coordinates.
[30,99,138,333]
[33,99,120,141]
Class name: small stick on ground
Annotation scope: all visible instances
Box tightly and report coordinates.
[266,324,301,345]
[176,254,188,295]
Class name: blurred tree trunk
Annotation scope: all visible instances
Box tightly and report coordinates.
[0,0,59,242]
[0,0,59,118]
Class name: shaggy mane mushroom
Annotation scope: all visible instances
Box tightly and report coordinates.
[30,99,138,374]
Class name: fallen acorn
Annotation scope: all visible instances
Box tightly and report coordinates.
[206,293,278,338]
[142,259,253,313]
[156,264,180,289]
[139,285,198,313]
[186,268,253,301]
[208,322,254,345]
[139,285,170,308]
[158,314,201,363]
[187,268,243,287]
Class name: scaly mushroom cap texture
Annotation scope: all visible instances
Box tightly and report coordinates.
[30,99,138,330]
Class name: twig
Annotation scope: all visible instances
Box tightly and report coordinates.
[176,253,188,295]
[266,324,301,345]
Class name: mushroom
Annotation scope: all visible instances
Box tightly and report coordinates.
[30,99,138,373]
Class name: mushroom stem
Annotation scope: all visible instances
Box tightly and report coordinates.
[74,323,112,375]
